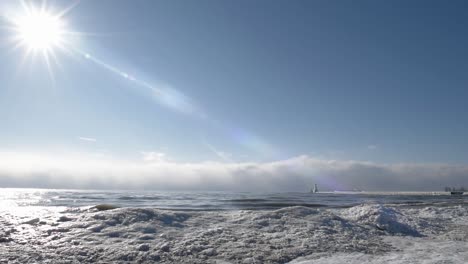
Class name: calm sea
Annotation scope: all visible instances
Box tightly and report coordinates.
[1,188,466,211]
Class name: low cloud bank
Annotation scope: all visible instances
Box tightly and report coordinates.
[0,151,467,191]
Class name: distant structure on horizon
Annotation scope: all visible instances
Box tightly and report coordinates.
[311,184,318,193]
[444,186,466,196]
[333,189,363,193]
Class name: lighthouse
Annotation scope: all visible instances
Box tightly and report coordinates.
[312,184,318,193]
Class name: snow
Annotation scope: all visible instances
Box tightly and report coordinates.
[290,237,468,264]
[340,204,423,236]
[0,204,467,263]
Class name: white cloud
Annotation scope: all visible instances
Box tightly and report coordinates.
[0,150,467,191]
[141,151,168,163]
[78,137,97,142]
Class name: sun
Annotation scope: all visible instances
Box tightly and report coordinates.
[4,1,76,79]
[12,8,66,52]
[15,11,64,51]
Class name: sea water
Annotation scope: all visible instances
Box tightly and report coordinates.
[1,188,465,210]
[0,188,467,263]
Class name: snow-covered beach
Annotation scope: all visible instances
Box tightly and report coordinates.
[0,190,467,263]
[2,0,468,263]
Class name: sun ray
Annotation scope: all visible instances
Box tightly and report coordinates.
[55,0,80,19]
[42,50,55,83]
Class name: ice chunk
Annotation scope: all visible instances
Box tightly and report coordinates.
[341,204,421,236]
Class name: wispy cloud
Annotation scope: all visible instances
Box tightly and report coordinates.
[0,150,467,191]
[141,151,168,163]
[204,142,234,162]
[78,137,96,142]
[367,145,377,150]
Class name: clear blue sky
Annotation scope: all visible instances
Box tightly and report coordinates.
[1,0,468,165]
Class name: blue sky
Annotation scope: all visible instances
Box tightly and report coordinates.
[0,0,467,190]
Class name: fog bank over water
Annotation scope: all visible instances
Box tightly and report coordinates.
[0,151,467,191]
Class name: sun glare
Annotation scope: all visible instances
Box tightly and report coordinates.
[5,2,76,79]
[14,10,65,52]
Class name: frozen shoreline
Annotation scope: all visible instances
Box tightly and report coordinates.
[1,204,467,263]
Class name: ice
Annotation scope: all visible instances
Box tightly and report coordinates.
[290,237,468,264]
[0,204,467,263]
[340,204,423,236]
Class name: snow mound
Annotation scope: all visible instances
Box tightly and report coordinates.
[82,208,190,227]
[341,204,421,236]
[289,237,468,264]
[251,206,319,220]
[1,205,466,263]
[416,205,468,220]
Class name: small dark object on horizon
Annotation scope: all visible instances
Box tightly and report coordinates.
[444,186,466,195]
